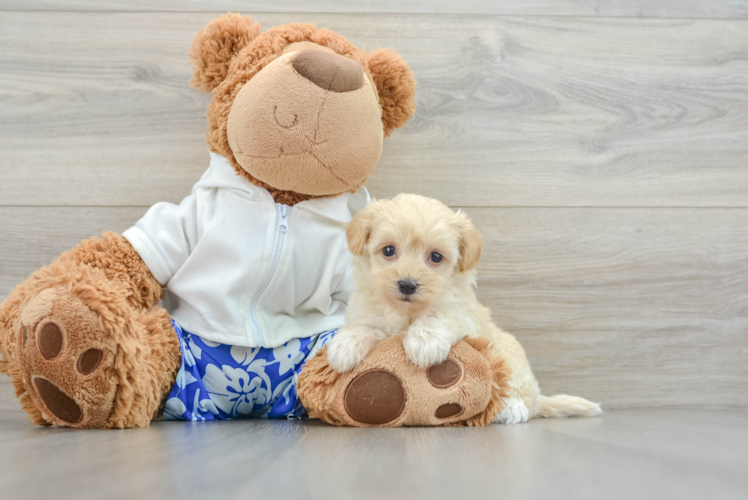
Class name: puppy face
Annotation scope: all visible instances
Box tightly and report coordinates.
[347,194,483,315]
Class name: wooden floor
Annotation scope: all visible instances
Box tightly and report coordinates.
[0,379,746,500]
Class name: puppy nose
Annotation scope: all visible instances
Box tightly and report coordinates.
[291,49,363,93]
[398,280,418,295]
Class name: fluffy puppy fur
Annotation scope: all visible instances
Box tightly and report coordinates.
[327,194,602,423]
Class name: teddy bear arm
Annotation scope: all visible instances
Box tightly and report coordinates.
[59,231,163,310]
[0,231,154,373]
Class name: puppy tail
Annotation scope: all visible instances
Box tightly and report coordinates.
[535,394,602,418]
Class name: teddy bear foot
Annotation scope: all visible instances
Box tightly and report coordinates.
[9,263,181,429]
[14,287,122,428]
[298,335,511,427]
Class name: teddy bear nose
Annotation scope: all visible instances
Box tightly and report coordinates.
[291,49,364,93]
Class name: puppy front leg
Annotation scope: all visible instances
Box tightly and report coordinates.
[327,325,388,373]
[404,316,464,368]
[493,397,530,424]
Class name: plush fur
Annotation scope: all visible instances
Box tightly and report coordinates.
[366,49,418,137]
[326,194,602,423]
[189,13,262,92]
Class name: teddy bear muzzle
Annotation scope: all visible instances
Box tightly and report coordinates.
[226,49,384,197]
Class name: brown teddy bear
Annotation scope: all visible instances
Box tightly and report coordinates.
[0,13,507,428]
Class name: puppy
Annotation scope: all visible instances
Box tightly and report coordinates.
[327,194,601,423]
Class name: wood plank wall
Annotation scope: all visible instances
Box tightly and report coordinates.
[1,1,747,409]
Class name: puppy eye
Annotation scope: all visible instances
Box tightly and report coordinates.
[383,246,396,257]
[430,252,443,263]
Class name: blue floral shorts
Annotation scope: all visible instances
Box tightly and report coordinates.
[163,320,335,421]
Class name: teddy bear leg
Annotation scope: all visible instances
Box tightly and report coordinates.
[126,307,182,426]
[298,335,511,427]
[1,263,179,428]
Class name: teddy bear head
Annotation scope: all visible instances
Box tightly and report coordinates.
[189,13,417,205]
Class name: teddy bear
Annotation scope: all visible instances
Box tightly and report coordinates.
[0,13,508,428]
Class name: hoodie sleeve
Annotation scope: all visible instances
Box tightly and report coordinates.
[122,195,199,286]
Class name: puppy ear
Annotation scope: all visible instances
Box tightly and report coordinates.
[456,211,483,272]
[366,48,417,137]
[189,13,261,92]
[346,210,372,256]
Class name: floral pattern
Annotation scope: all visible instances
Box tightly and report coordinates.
[163,321,335,421]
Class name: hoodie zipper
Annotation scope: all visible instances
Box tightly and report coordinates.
[249,204,291,345]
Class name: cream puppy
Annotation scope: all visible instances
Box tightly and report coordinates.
[327,194,601,423]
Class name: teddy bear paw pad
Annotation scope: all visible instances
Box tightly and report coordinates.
[427,359,462,388]
[344,369,406,425]
[32,377,83,424]
[435,403,463,419]
[37,321,64,360]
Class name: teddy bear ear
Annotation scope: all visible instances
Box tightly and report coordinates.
[366,48,417,137]
[188,13,261,92]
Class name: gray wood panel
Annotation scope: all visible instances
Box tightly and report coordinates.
[2,206,746,409]
[1,401,747,500]
[2,12,748,207]
[0,207,149,289]
[471,207,748,409]
[1,0,747,19]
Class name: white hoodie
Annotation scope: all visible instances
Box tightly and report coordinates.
[123,152,369,348]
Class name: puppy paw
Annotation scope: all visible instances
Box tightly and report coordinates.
[403,323,454,369]
[327,330,377,373]
[493,397,530,424]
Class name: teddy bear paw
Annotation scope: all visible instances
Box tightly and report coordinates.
[15,287,119,428]
[300,335,504,427]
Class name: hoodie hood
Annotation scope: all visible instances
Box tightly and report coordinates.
[195,152,370,223]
